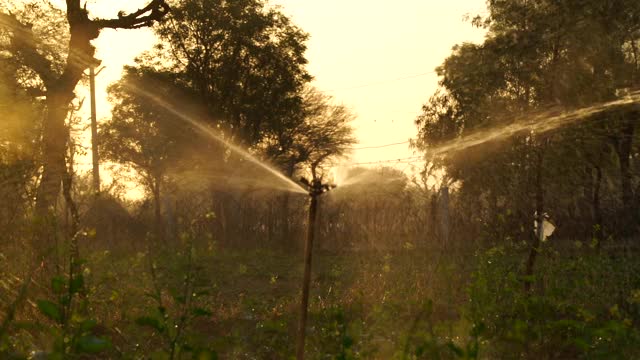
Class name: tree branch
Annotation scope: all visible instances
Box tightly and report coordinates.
[0,12,55,87]
[92,0,170,30]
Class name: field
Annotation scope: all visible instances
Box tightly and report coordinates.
[3,237,639,359]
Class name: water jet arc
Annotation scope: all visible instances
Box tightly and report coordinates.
[123,82,307,194]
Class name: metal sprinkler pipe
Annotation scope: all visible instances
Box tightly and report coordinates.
[296,177,336,360]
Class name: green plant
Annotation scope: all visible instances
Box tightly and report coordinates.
[134,229,216,359]
[305,299,376,360]
[399,300,483,360]
[0,269,32,359]
[469,243,640,359]
[34,256,111,358]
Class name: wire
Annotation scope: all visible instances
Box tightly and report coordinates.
[348,140,410,150]
[326,71,437,92]
[346,156,424,166]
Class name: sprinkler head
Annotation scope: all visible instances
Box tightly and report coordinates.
[321,183,337,192]
[299,177,337,197]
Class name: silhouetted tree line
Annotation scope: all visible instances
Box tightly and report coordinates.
[415,0,640,251]
[0,0,361,252]
[3,0,640,256]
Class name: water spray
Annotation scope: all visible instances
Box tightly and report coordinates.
[296,177,336,360]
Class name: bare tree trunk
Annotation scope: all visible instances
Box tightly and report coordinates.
[267,199,274,245]
[62,159,79,238]
[617,125,634,209]
[439,186,450,248]
[429,193,438,245]
[152,178,164,241]
[630,39,639,86]
[593,165,604,248]
[35,7,101,216]
[281,161,295,247]
[280,193,291,245]
[209,191,227,245]
[613,115,636,234]
[3,1,171,246]
[36,92,74,216]
[525,147,544,293]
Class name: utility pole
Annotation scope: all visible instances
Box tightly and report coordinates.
[89,65,105,195]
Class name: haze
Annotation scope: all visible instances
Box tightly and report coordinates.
[73,0,486,168]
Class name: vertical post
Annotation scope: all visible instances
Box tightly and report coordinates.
[296,193,318,360]
[525,148,544,293]
[439,186,450,246]
[89,66,100,195]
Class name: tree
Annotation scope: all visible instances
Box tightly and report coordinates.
[478,0,640,226]
[257,86,356,243]
[149,0,311,147]
[415,0,640,251]
[0,48,43,243]
[127,0,312,243]
[0,0,170,226]
[100,67,197,240]
[263,87,357,180]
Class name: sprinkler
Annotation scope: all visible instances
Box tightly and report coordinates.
[299,177,336,195]
[296,177,336,360]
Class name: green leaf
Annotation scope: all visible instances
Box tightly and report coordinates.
[13,321,45,331]
[79,319,98,332]
[447,342,464,357]
[195,350,218,360]
[75,335,110,353]
[36,300,62,323]
[520,275,536,283]
[135,316,165,332]
[195,290,210,296]
[169,289,186,304]
[471,322,486,337]
[466,341,479,358]
[342,335,354,349]
[192,308,213,317]
[60,294,71,307]
[0,351,28,360]
[573,337,590,351]
[51,276,65,294]
[150,350,171,360]
[143,291,158,300]
[48,353,65,360]
[69,274,84,294]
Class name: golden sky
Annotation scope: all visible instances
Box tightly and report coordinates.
[270,0,486,167]
[64,0,486,174]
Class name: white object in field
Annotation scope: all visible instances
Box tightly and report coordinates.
[533,212,556,242]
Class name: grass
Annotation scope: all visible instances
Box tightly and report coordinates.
[2,237,639,359]
[2,238,475,358]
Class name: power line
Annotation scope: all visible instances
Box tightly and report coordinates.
[349,140,410,150]
[326,71,437,92]
[346,156,424,166]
